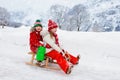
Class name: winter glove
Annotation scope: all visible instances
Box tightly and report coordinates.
[60,51,65,56]
[62,49,65,53]
[60,51,70,61]
[64,52,70,61]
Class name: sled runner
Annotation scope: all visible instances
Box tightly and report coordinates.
[26,51,80,72]
[26,51,60,70]
[27,52,35,64]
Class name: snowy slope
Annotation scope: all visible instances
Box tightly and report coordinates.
[0,26,120,80]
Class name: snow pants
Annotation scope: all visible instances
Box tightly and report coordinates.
[46,50,78,73]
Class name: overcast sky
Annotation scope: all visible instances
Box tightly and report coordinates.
[0,0,87,13]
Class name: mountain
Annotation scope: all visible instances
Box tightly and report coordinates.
[0,0,120,31]
[87,0,120,31]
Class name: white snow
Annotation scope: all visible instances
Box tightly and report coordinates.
[0,26,120,80]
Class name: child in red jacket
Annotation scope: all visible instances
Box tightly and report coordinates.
[30,24,43,53]
[29,20,43,64]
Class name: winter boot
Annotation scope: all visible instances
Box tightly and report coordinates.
[66,65,73,74]
[76,54,80,65]
[36,61,45,67]
[36,61,41,66]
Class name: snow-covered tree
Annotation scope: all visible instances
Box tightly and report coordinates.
[62,4,90,31]
[115,25,120,31]
[49,5,69,29]
[0,7,10,28]
[10,11,26,23]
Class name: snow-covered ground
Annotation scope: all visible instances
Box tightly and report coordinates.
[0,26,120,80]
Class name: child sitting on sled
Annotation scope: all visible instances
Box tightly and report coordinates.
[27,19,45,65]
[40,19,80,74]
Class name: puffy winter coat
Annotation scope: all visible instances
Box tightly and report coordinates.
[41,30,62,53]
[30,30,43,53]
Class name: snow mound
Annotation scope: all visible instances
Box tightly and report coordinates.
[0,26,120,80]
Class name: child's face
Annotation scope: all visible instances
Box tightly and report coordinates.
[35,26,42,32]
[50,28,57,33]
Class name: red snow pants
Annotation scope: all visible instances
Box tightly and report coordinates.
[46,50,78,73]
[65,53,78,65]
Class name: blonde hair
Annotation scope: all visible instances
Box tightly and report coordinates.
[30,27,35,32]
[49,31,54,39]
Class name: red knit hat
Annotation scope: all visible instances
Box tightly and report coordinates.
[48,19,58,31]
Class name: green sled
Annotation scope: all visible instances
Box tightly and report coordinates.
[36,46,46,61]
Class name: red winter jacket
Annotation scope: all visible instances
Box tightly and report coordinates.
[29,30,43,53]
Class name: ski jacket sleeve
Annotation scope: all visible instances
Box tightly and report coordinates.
[43,33,63,53]
[30,32,43,47]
